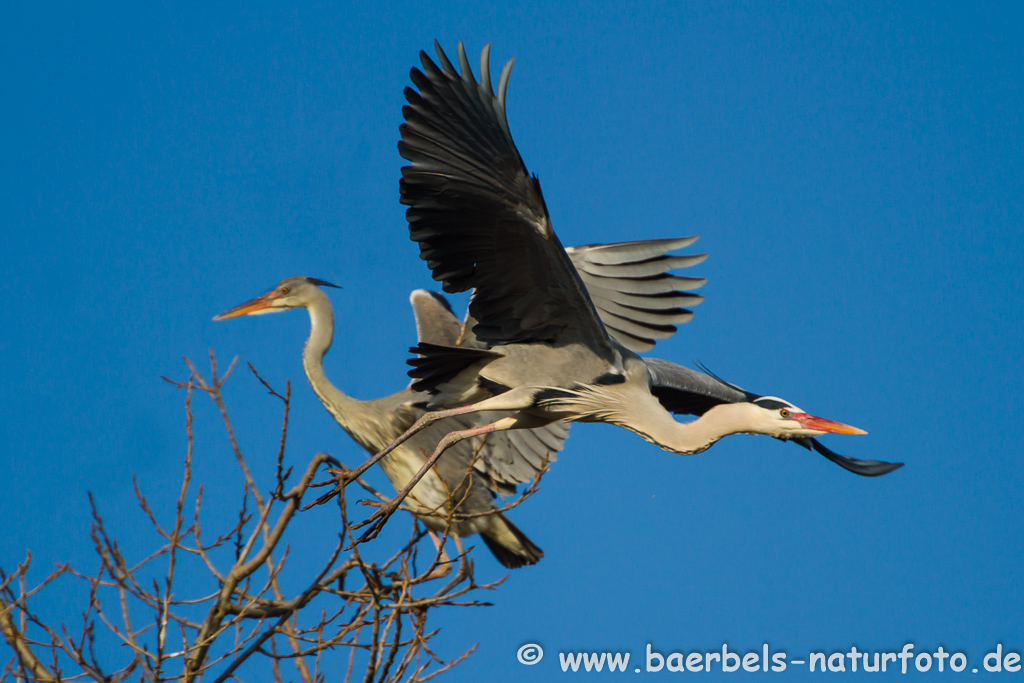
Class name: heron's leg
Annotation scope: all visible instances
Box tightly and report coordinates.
[420,531,453,581]
[354,413,537,542]
[345,387,543,482]
[344,405,478,482]
[453,534,467,568]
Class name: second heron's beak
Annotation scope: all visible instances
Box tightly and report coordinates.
[212,291,279,321]
[792,413,868,436]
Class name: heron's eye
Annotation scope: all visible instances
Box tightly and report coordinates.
[281,287,290,295]
[780,409,791,419]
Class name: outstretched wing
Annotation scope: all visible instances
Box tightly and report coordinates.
[566,238,708,352]
[400,42,612,354]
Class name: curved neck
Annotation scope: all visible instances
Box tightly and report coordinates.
[588,388,761,455]
[301,294,361,433]
[638,403,755,455]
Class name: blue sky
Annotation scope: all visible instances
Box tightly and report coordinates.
[2,1,1022,680]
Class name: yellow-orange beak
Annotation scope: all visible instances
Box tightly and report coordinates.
[212,292,278,321]
[792,413,867,435]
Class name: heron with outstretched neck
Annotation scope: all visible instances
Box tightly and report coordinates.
[353,42,900,534]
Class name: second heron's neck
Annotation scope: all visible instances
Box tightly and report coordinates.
[301,298,361,429]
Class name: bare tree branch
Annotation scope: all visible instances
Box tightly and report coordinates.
[2,352,517,682]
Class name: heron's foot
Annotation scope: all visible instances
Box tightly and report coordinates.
[303,489,339,510]
[431,551,475,596]
[301,466,351,510]
[351,499,402,543]
[417,530,457,581]
[325,465,360,485]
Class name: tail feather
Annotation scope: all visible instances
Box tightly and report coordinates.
[480,514,544,569]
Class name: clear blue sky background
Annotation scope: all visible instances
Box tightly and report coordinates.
[3,2,1022,680]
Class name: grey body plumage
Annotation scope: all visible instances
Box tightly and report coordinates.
[388,41,900,478]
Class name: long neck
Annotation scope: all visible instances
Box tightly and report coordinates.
[598,389,758,455]
[655,405,753,454]
[301,295,363,436]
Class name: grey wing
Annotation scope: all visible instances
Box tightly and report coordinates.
[408,289,570,489]
[455,308,571,486]
[400,42,612,353]
[645,357,754,416]
[409,289,463,347]
[411,233,711,355]
[418,408,568,495]
[471,412,569,491]
[566,238,709,353]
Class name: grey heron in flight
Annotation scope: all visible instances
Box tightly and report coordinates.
[358,42,901,528]
[212,231,707,565]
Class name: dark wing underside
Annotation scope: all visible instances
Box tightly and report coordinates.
[645,357,754,416]
[645,358,903,477]
[565,238,708,353]
[407,342,500,393]
[400,42,611,353]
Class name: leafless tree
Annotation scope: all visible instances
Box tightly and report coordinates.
[1,352,542,682]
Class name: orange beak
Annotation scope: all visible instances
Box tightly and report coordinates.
[792,413,867,435]
[212,291,278,320]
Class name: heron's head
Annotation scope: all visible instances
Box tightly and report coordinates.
[744,396,867,439]
[213,277,340,320]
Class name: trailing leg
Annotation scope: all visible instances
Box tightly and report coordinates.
[354,415,527,541]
